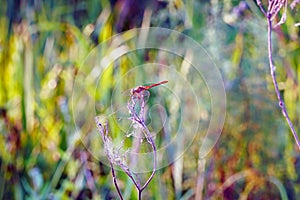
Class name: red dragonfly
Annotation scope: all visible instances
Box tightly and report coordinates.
[113,80,168,135]
[130,80,168,98]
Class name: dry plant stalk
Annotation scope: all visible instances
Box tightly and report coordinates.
[95,81,167,199]
[256,0,300,150]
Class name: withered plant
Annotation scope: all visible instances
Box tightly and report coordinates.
[256,0,300,149]
[95,81,168,199]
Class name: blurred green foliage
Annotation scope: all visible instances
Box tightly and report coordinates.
[0,0,300,199]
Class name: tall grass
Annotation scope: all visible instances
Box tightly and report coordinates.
[0,0,299,199]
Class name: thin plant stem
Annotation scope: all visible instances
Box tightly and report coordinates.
[266,16,300,150]
[140,123,157,191]
[131,112,157,199]
[256,0,267,17]
[110,162,124,200]
[129,92,157,199]
[136,132,156,200]
[104,123,124,197]
[123,167,140,190]
[256,0,300,150]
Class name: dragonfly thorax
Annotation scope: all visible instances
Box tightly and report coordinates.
[130,86,147,96]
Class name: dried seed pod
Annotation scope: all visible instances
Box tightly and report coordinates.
[268,0,286,19]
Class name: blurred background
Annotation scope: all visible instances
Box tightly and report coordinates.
[1,0,300,199]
